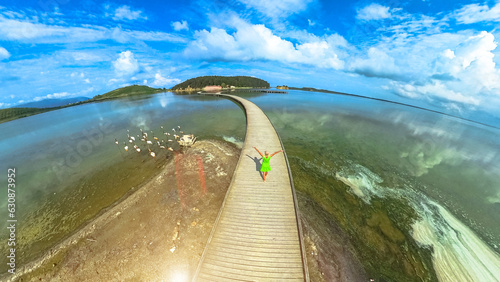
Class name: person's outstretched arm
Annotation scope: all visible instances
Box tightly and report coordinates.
[253,146,263,157]
[270,150,284,157]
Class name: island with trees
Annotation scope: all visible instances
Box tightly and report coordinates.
[172,75,270,91]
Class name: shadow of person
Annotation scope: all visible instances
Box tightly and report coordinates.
[246,154,263,179]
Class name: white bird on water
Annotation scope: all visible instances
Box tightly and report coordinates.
[149,149,156,158]
[147,140,153,145]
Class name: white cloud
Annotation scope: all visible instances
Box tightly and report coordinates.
[349,47,401,79]
[111,27,187,44]
[113,5,147,21]
[347,2,500,112]
[383,31,500,110]
[113,51,139,76]
[391,80,481,105]
[0,46,10,60]
[171,20,189,31]
[71,52,104,62]
[0,15,184,44]
[357,3,391,21]
[184,19,346,69]
[108,78,121,85]
[70,72,91,84]
[70,72,85,78]
[445,32,499,89]
[151,73,181,87]
[34,92,73,101]
[453,2,500,24]
[0,16,106,42]
[47,92,72,99]
[237,0,314,17]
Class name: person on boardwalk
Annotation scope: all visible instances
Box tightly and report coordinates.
[253,147,283,182]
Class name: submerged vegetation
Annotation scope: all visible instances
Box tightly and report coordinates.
[266,106,442,281]
[286,138,438,282]
[172,75,270,90]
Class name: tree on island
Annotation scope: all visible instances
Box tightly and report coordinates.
[172,76,270,90]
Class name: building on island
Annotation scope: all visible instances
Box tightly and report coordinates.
[203,85,223,92]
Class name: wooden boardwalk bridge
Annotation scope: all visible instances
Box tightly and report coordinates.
[193,94,309,281]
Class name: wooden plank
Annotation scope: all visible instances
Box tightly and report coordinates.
[193,94,308,281]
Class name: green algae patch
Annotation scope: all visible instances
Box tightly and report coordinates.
[286,135,438,282]
[366,211,405,243]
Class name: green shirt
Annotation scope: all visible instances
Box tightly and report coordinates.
[261,155,271,172]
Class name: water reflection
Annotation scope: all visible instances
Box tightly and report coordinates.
[1,89,498,279]
[0,92,246,273]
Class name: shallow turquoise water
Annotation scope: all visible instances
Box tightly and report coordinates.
[237,91,500,239]
[242,91,500,280]
[0,90,499,279]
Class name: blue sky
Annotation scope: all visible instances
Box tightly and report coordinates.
[1,0,500,123]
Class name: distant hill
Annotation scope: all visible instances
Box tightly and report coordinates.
[91,85,165,101]
[0,107,58,124]
[172,76,270,90]
[0,85,165,124]
[18,97,90,108]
